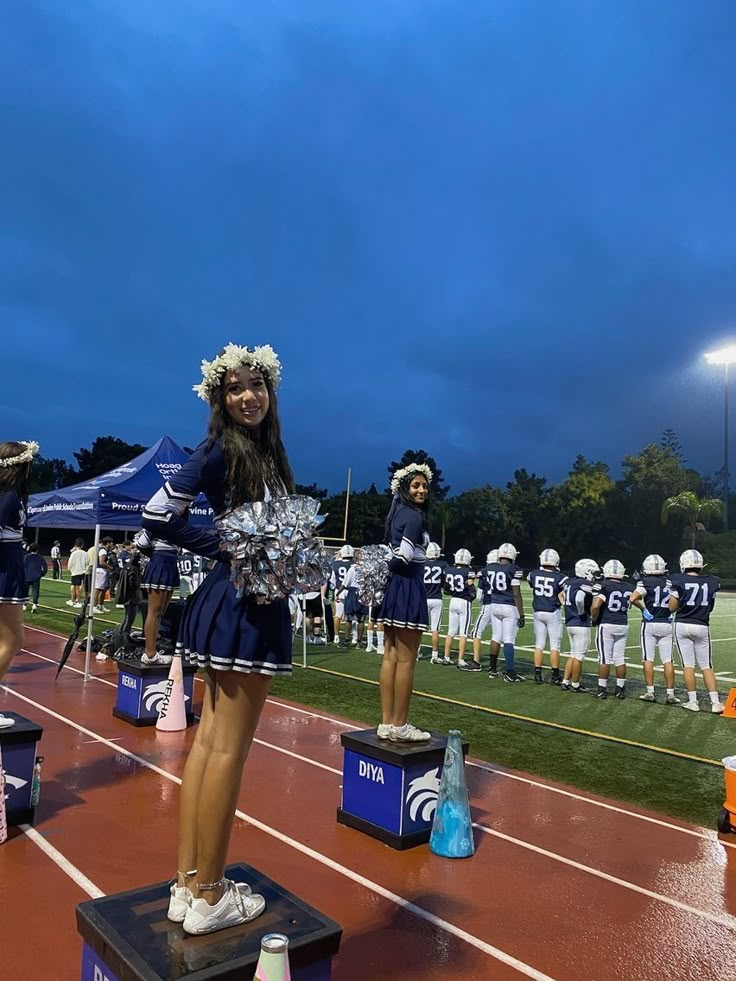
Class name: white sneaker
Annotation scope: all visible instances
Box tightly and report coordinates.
[389,723,431,743]
[639,692,656,702]
[376,723,392,739]
[167,883,192,923]
[365,645,376,653]
[95,652,109,662]
[32,605,38,613]
[93,606,104,614]
[682,701,700,713]
[66,600,75,607]
[141,652,173,666]
[0,714,16,729]
[430,656,441,664]
[712,702,725,715]
[73,602,84,608]
[183,881,265,935]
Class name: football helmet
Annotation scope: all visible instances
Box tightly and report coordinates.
[339,544,354,560]
[498,543,518,561]
[486,549,499,564]
[641,554,666,576]
[426,542,441,560]
[539,548,560,568]
[575,558,600,581]
[454,548,472,566]
[602,559,625,579]
[679,549,704,572]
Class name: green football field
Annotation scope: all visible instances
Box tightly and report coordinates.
[24,576,736,828]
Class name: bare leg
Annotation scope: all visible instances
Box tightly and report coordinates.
[533,646,544,668]
[386,627,421,727]
[444,633,454,659]
[0,605,24,682]
[187,671,272,903]
[643,660,654,687]
[177,670,217,888]
[144,589,172,657]
[663,661,675,688]
[682,665,696,694]
[702,666,718,694]
[379,626,398,724]
[550,648,560,670]
[570,658,582,684]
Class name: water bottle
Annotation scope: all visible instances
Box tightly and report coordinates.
[31,756,44,808]
[254,933,291,981]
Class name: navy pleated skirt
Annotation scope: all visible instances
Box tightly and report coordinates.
[141,552,180,592]
[376,562,429,631]
[176,561,292,676]
[0,542,27,604]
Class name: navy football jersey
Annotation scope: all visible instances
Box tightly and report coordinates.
[596,579,632,625]
[563,577,600,626]
[634,575,672,622]
[485,561,524,606]
[330,559,353,594]
[444,565,475,601]
[527,568,568,613]
[423,559,448,600]
[670,573,720,625]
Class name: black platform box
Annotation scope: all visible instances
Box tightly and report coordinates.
[0,712,43,826]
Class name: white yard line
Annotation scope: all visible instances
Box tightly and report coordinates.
[19,824,104,899]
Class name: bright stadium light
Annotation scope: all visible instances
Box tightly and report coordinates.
[705,346,736,530]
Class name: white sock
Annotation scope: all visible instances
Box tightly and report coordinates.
[646,685,655,694]
[351,625,358,642]
[367,629,374,647]
[688,691,697,703]
[709,691,721,705]
[571,681,579,689]
[598,680,607,689]
[666,688,675,696]
[616,679,625,689]
[377,633,384,653]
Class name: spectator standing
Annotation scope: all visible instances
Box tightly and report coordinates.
[24,544,48,613]
[67,539,87,607]
[51,540,62,579]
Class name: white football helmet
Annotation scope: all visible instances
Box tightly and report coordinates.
[426,542,441,560]
[339,544,354,560]
[641,554,666,576]
[539,548,560,569]
[575,558,600,581]
[486,549,499,564]
[679,549,704,572]
[498,543,518,561]
[602,559,625,579]
[454,548,472,566]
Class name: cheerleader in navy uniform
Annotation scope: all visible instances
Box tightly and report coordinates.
[0,440,39,729]
[141,343,293,936]
[133,531,180,665]
[375,463,432,742]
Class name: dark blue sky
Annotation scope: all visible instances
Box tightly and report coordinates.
[2,1,736,493]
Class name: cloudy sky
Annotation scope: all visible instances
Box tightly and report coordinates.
[2,1,736,492]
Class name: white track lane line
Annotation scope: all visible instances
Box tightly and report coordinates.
[0,685,554,981]
[262,698,736,849]
[19,824,104,899]
[18,636,736,849]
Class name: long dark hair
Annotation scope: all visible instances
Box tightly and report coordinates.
[206,371,294,507]
[384,473,429,541]
[0,442,33,510]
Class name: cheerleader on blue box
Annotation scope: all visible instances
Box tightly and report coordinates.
[141,343,293,936]
[375,463,433,743]
[0,440,39,729]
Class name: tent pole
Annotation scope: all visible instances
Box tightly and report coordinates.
[83,523,101,682]
[303,595,307,668]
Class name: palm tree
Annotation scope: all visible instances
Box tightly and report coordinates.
[660,491,724,547]
[430,500,455,553]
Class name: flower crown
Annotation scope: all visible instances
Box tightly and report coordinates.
[390,463,433,495]
[193,342,282,403]
[0,440,40,468]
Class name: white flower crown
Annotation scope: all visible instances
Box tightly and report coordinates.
[390,463,433,495]
[0,440,40,469]
[193,342,283,403]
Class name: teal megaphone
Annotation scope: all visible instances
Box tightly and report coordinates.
[429,729,475,858]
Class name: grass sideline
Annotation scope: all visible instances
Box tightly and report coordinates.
[24,575,733,829]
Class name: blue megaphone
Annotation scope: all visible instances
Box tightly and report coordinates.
[429,729,474,858]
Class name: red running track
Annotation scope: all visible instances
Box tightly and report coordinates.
[2,625,736,980]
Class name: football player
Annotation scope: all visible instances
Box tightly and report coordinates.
[629,554,679,704]
[470,549,499,671]
[330,545,354,644]
[487,543,525,682]
[669,550,724,714]
[527,548,567,685]
[423,542,448,661]
[442,548,476,666]
[591,560,630,699]
[560,559,600,692]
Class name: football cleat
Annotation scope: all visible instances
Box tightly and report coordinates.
[454,548,472,566]
[596,688,608,699]
[639,692,656,702]
[665,694,681,705]
[641,554,667,576]
[614,687,626,699]
[602,559,625,579]
[426,542,442,560]
[679,549,704,572]
[539,548,560,568]
[498,543,518,561]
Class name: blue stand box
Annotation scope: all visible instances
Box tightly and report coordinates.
[112,660,197,728]
[0,712,43,826]
[77,862,342,980]
[337,729,469,850]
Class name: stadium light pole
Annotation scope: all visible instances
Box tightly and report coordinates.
[705,345,736,531]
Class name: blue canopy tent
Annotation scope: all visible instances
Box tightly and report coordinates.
[27,436,214,680]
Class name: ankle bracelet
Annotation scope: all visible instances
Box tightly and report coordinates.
[196,877,226,892]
